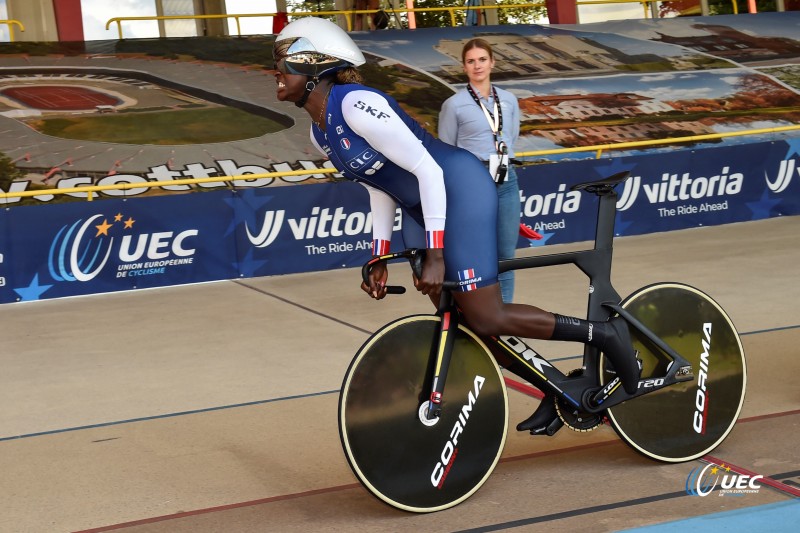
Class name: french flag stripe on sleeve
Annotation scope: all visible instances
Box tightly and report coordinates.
[426,230,444,249]
[373,239,390,256]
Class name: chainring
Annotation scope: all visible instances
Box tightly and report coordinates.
[555,369,603,432]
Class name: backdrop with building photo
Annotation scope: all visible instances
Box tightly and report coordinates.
[0,13,798,303]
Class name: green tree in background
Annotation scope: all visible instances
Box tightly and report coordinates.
[0,152,24,192]
[659,0,781,16]
[286,0,547,29]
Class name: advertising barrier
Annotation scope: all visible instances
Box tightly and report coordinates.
[1,140,797,304]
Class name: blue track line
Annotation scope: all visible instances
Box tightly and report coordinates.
[0,389,339,442]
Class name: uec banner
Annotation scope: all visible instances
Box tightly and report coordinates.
[0,140,797,303]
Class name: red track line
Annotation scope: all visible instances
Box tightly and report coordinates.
[504,377,544,399]
[72,483,363,532]
[738,408,800,423]
[701,455,800,498]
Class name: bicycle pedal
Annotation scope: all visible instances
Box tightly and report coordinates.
[545,417,564,436]
[529,417,563,437]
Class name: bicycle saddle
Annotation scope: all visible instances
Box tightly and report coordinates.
[571,171,630,195]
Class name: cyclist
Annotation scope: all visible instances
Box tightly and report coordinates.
[272,17,641,434]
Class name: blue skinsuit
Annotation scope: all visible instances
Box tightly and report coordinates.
[310,83,499,290]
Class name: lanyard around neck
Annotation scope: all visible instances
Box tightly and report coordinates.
[467,84,503,151]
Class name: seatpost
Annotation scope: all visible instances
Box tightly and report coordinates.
[594,189,618,251]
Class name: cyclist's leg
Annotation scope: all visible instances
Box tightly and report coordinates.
[452,287,640,392]
[452,288,639,432]
[439,149,639,405]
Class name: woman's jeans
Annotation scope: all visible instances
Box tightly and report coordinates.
[497,166,521,303]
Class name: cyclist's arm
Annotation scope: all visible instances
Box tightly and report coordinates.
[361,182,395,256]
[360,182,392,299]
[342,89,446,250]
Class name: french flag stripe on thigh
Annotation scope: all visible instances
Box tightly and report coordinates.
[459,268,477,291]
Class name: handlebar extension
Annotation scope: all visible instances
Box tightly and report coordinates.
[361,249,461,295]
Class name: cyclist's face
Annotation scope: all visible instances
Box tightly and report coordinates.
[274,69,307,103]
[463,47,494,85]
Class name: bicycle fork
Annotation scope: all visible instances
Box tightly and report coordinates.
[424,307,459,421]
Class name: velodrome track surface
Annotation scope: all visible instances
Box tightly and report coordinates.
[1,216,798,532]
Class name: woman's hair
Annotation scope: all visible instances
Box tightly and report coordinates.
[461,38,493,64]
[335,66,364,85]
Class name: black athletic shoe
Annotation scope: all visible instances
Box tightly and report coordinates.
[516,394,560,435]
[602,317,641,394]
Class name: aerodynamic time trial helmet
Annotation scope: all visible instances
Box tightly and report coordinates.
[273,17,366,79]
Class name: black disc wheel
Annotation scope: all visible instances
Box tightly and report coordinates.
[600,283,746,462]
[339,315,508,512]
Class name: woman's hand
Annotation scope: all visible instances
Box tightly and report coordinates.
[414,248,444,302]
[361,259,389,300]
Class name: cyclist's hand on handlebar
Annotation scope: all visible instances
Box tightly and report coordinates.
[414,248,444,300]
[361,259,389,300]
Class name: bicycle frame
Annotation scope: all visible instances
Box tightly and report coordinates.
[366,172,695,421]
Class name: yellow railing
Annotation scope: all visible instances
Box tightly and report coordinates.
[520,123,800,158]
[0,19,25,42]
[106,13,275,39]
[2,124,798,203]
[104,0,747,38]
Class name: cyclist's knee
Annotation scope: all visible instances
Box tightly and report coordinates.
[460,306,505,337]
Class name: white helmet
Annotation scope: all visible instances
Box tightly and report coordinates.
[273,17,366,79]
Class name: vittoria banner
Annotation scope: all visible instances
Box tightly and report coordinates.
[0,139,796,303]
[515,139,799,248]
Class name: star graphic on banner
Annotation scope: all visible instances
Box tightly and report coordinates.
[746,189,782,220]
[236,248,269,277]
[95,218,113,236]
[124,217,135,229]
[784,138,800,159]
[14,273,53,302]
[223,190,276,237]
[614,213,634,235]
[528,232,554,247]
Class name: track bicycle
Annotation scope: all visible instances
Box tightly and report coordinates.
[338,171,747,512]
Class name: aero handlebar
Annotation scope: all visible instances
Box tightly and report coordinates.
[361,249,461,295]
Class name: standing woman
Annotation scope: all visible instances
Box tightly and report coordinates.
[271,17,640,434]
[439,38,521,303]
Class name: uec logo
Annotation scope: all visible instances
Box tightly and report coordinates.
[49,214,198,283]
[685,463,763,496]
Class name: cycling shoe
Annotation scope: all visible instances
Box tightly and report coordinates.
[602,317,642,394]
[516,394,561,436]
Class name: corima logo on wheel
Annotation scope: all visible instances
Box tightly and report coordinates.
[246,206,380,248]
[693,322,713,435]
[616,168,743,211]
[430,375,485,489]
